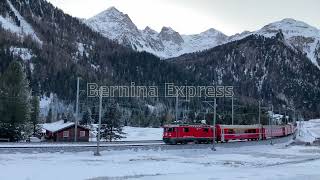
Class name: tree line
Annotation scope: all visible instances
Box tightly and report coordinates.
[0,61,40,141]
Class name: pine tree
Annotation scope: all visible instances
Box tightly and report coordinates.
[46,108,53,123]
[99,102,125,142]
[66,108,75,122]
[80,108,92,125]
[30,96,40,135]
[0,61,31,141]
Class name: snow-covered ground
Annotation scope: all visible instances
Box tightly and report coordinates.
[1,120,319,179]
[296,119,320,143]
[89,125,162,142]
[0,143,320,180]
[120,126,162,141]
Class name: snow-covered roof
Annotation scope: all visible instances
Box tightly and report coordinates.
[42,120,89,133]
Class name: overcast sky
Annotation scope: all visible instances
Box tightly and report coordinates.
[47,0,320,36]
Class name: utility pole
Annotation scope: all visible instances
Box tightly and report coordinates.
[284,107,287,124]
[298,112,302,137]
[231,96,234,125]
[174,90,190,123]
[94,87,103,156]
[279,107,281,124]
[258,100,261,140]
[75,77,80,142]
[203,99,217,151]
[292,107,296,127]
[258,100,261,125]
[270,105,274,145]
[175,93,179,122]
[213,98,217,151]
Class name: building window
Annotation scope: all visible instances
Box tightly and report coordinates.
[63,131,69,138]
[80,131,86,137]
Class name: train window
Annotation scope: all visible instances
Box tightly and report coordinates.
[246,129,256,133]
[228,129,234,134]
[184,128,189,132]
[235,129,244,134]
[203,128,209,132]
[167,128,174,132]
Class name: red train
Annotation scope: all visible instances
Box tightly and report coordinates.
[163,123,296,145]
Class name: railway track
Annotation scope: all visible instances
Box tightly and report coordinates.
[0,140,163,148]
[0,135,294,154]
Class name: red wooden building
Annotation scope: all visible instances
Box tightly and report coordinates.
[43,121,90,142]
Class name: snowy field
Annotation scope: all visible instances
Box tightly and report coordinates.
[89,126,163,142]
[119,126,162,141]
[0,143,320,180]
[296,119,320,143]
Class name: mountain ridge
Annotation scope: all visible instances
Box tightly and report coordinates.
[85,7,228,59]
[1,0,320,119]
[85,7,320,69]
[172,33,320,117]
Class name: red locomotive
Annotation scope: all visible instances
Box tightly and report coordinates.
[163,124,214,144]
[163,123,296,145]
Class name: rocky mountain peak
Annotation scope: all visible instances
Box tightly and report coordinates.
[86,7,320,66]
[258,18,320,68]
[85,8,230,58]
[95,6,133,25]
[104,6,122,16]
[143,26,158,35]
[260,18,320,37]
[158,26,184,45]
[201,28,223,35]
[86,6,140,41]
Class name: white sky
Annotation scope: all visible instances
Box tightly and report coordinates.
[47,0,320,36]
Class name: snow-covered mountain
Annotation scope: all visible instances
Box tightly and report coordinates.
[258,19,320,68]
[1,0,320,118]
[228,18,320,68]
[86,7,320,68]
[85,7,227,59]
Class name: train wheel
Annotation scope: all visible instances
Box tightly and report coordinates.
[170,140,177,145]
